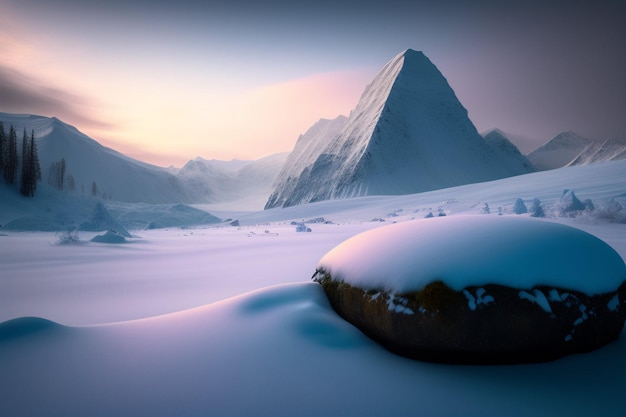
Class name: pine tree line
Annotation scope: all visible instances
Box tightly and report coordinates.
[0,122,41,197]
[48,158,66,190]
[20,129,42,196]
[0,122,19,185]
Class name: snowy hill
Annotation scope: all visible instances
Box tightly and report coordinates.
[265,49,534,209]
[0,113,286,209]
[0,113,191,204]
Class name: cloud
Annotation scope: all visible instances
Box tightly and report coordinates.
[0,65,113,130]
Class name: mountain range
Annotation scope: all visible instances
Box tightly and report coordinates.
[2,50,625,217]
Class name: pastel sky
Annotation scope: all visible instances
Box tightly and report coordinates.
[1,0,624,167]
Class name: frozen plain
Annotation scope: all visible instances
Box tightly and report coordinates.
[1,159,626,416]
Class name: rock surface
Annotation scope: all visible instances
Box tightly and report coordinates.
[313,272,626,363]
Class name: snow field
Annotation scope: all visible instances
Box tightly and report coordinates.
[2,281,625,417]
[2,158,626,416]
[0,223,377,325]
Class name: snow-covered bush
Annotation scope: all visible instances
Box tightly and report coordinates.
[591,199,626,223]
[295,223,312,232]
[305,217,327,224]
[554,189,594,217]
[481,203,490,214]
[513,198,528,215]
[529,198,545,218]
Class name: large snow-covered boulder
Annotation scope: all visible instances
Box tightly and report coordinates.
[313,216,626,363]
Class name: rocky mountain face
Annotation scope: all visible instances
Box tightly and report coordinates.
[566,138,626,167]
[265,49,535,209]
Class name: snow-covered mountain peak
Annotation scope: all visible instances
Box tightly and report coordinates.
[527,131,593,170]
[539,131,591,151]
[483,129,521,153]
[265,50,534,209]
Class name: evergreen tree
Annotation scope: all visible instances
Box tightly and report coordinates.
[19,129,41,197]
[0,121,5,174]
[67,174,75,192]
[47,158,66,190]
[20,129,30,195]
[59,158,66,190]
[4,125,18,184]
[31,130,41,183]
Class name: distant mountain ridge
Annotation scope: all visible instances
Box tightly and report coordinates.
[567,138,626,166]
[177,153,288,207]
[482,129,535,171]
[526,131,626,170]
[265,49,535,209]
[0,112,286,208]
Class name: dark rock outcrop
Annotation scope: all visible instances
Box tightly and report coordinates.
[313,271,626,364]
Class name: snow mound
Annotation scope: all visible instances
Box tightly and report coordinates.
[91,230,128,244]
[78,202,132,237]
[112,203,221,229]
[317,215,626,295]
[0,317,63,342]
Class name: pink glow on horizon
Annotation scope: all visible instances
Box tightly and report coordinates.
[86,69,372,167]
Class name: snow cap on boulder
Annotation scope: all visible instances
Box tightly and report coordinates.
[318,215,626,295]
